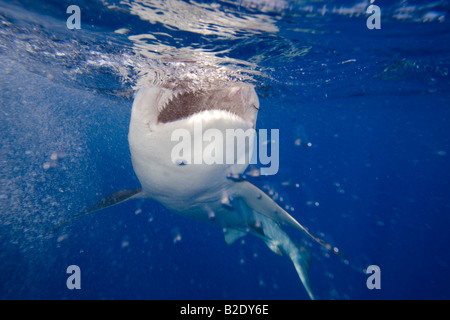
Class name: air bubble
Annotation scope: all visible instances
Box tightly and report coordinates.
[172,227,182,243]
[50,152,58,161]
[173,234,182,243]
[57,234,68,242]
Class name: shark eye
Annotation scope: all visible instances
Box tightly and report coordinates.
[175,159,188,166]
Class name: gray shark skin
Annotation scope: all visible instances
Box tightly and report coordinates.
[76,82,339,299]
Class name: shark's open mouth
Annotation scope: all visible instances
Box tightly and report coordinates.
[153,83,259,127]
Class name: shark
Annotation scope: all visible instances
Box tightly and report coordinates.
[67,82,339,299]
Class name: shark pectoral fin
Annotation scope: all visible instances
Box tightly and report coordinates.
[233,181,338,254]
[85,188,143,213]
[52,188,143,232]
[223,228,247,246]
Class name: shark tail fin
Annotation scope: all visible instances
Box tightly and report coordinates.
[52,188,143,232]
[257,213,315,300]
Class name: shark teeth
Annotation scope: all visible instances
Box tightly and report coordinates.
[157,89,176,112]
[157,89,189,113]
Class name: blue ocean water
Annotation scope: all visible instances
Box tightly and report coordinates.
[1,0,449,300]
